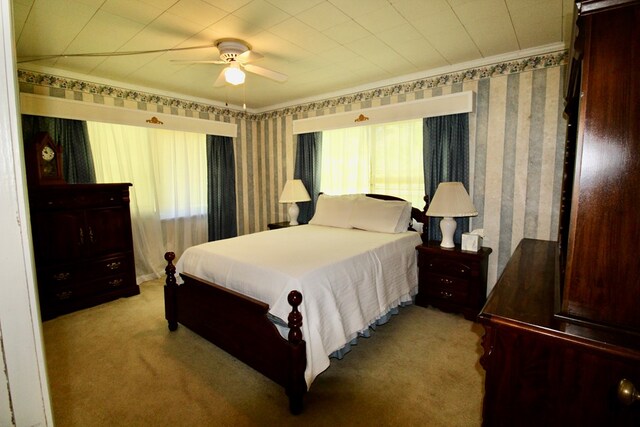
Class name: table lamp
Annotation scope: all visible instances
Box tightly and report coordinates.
[279,179,311,225]
[426,182,478,248]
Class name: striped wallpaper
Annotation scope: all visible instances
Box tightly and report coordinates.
[234,65,567,291]
[18,51,567,292]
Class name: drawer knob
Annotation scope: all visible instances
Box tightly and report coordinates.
[109,279,124,287]
[53,272,70,281]
[618,379,640,406]
[106,262,122,270]
[440,278,454,285]
[55,290,73,300]
[440,291,453,299]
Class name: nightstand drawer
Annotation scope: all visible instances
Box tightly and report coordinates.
[420,256,473,279]
[424,273,469,304]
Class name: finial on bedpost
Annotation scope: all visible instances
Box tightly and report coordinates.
[164,252,178,331]
[287,290,303,345]
[165,252,176,287]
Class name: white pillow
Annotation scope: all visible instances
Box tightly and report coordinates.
[349,196,411,234]
[395,202,413,233]
[309,194,363,228]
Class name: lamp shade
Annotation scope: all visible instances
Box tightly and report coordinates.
[426,182,477,248]
[279,179,311,203]
[426,182,477,217]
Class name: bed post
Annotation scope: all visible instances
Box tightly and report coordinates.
[164,252,178,331]
[421,194,430,243]
[286,290,307,415]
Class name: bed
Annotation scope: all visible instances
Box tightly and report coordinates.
[163,193,429,414]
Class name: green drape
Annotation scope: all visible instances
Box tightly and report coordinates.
[21,115,96,184]
[206,135,237,241]
[294,132,322,224]
[423,114,470,243]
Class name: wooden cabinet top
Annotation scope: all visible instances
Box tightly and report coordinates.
[479,239,640,359]
[29,183,132,193]
[29,183,133,210]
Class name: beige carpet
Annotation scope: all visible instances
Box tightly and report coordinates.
[43,279,485,426]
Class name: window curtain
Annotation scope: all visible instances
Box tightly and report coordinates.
[320,126,369,194]
[87,122,208,283]
[21,115,96,183]
[320,120,424,208]
[423,113,470,243]
[294,132,322,223]
[206,135,237,241]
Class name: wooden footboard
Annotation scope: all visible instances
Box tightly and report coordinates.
[163,252,307,414]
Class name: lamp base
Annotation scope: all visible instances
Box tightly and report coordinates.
[288,203,300,225]
[439,217,457,248]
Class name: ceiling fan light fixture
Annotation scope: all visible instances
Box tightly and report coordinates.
[224,63,245,85]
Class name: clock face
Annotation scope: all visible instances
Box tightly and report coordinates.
[41,146,55,161]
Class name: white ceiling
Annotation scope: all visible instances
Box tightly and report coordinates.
[12,0,574,111]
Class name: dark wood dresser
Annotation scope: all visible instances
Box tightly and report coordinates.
[29,184,139,320]
[478,1,640,425]
[479,240,640,426]
[416,241,491,321]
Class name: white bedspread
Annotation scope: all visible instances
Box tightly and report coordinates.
[175,224,422,388]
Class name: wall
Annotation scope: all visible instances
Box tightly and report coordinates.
[239,52,567,289]
[1,0,52,423]
[18,49,567,291]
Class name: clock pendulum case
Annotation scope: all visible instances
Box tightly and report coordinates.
[25,132,66,186]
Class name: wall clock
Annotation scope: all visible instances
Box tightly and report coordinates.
[25,132,66,186]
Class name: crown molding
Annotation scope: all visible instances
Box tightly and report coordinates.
[259,42,567,113]
[17,44,568,123]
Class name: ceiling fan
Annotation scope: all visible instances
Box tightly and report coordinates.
[174,38,288,87]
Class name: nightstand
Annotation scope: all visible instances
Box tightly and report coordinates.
[416,241,492,321]
[267,221,296,230]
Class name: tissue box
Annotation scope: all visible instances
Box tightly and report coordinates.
[461,233,482,252]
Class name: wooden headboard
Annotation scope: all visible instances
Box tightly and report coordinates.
[365,193,429,242]
[313,192,430,242]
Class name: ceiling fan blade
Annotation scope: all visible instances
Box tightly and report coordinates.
[213,68,227,87]
[243,63,288,82]
[237,50,263,64]
[170,59,227,64]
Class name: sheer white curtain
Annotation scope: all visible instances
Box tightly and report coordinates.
[320,119,425,208]
[87,122,208,283]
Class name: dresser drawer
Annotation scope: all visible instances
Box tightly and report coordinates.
[41,284,75,304]
[38,255,132,285]
[88,255,133,278]
[73,273,132,297]
[39,268,77,287]
[424,272,469,304]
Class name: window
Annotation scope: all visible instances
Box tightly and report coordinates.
[320,119,425,208]
[88,122,207,219]
[87,121,208,282]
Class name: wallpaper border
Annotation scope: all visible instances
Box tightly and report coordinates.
[17,50,567,121]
